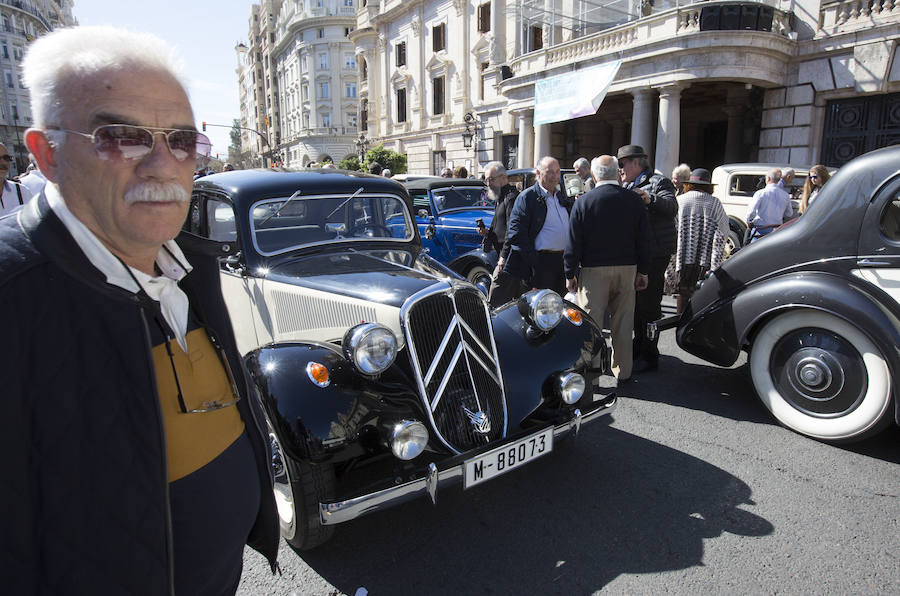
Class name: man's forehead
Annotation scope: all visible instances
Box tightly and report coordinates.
[61,68,193,127]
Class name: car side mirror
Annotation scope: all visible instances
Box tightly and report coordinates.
[424,223,436,240]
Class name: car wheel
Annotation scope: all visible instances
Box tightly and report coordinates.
[724,228,742,259]
[269,430,335,549]
[749,310,893,442]
[466,265,492,295]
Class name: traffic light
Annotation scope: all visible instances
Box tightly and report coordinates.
[202,121,206,131]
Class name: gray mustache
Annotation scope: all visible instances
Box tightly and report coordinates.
[124,182,189,204]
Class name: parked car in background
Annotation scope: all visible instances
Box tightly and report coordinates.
[653,145,900,443]
[403,177,496,292]
[187,168,618,549]
[711,163,836,256]
[506,167,582,201]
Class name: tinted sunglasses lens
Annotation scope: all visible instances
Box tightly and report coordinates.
[167,130,210,161]
[94,125,153,161]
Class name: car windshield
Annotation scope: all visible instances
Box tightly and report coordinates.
[250,193,415,256]
[432,185,493,211]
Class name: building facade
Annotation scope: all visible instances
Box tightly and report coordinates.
[352,0,900,177]
[0,0,75,175]
[238,0,359,168]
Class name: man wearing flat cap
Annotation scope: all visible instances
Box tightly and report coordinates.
[668,168,729,313]
[616,144,677,373]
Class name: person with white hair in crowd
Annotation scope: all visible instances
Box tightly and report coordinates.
[671,162,691,196]
[0,26,278,594]
[573,156,594,194]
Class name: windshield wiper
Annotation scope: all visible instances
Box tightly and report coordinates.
[325,186,365,220]
[258,189,302,227]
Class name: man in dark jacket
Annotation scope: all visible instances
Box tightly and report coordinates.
[565,155,653,382]
[479,160,518,256]
[0,26,278,595]
[617,144,677,372]
[491,156,572,303]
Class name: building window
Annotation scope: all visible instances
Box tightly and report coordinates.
[344,0,354,5]
[344,27,353,37]
[319,82,330,98]
[318,28,324,39]
[5,72,12,88]
[319,53,328,69]
[395,41,406,67]
[530,26,543,51]
[432,77,444,115]
[302,84,308,101]
[479,62,489,101]
[322,112,331,127]
[478,3,491,33]
[1,44,7,59]
[348,112,357,127]
[303,112,310,128]
[11,104,18,120]
[345,82,357,98]
[396,88,407,123]
[432,150,446,175]
[432,23,446,52]
[344,53,356,69]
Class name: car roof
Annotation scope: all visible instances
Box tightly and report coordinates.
[193,168,412,211]
[402,177,486,191]
[712,163,819,174]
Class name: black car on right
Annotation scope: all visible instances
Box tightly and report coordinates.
[654,145,900,443]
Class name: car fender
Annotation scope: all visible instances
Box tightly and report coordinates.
[490,301,607,424]
[245,342,420,463]
[448,247,497,276]
[679,273,900,412]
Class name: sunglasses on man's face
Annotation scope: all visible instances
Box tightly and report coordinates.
[52,124,212,162]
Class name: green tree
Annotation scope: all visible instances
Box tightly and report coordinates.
[228,118,241,156]
[365,144,407,174]
[338,155,361,171]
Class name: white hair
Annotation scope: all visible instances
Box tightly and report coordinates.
[23,26,186,127]
[591,156,619,181]
[573,157,590,171]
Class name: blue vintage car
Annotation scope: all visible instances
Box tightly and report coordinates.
[403,178,497,292]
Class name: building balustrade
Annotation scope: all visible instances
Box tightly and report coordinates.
[820,0,899,33]
[514,2,796,76]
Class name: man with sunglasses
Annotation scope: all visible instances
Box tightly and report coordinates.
[0,142,34,216]
[0,27,278,595]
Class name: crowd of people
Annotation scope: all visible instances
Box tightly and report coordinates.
[478,147,827,382]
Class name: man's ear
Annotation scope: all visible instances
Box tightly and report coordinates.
[24,128,60,183]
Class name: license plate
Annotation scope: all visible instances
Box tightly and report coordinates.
[463,427,553,489]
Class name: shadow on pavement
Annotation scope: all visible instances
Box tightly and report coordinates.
[295,424,773,595]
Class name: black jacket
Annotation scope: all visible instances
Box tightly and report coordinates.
[483,183,518,255]
[0,196,279,595]
[503,183,572,282]
[627,169,677,257]
[564,183,654,278]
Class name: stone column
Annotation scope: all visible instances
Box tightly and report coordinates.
[533,122,551,166]
[516,109,534,169]
[630,87,655,159]
[491,0,506,64]
[654,83,686,179]
[724,86,750,164]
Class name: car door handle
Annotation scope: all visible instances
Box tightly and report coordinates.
[857,259,891,266]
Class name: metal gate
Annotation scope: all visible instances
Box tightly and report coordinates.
[822,92,900,167]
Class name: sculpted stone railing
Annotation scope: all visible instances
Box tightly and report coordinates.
[520,2,795,75]
[820,0,899,33]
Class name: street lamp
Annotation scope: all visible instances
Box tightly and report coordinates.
[461,111,477,150]
[355,133,369,165]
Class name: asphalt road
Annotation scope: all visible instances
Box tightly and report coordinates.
[238,299,900,596]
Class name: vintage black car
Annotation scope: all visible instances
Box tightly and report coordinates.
[188,168,617,548]
[653,145,900,443]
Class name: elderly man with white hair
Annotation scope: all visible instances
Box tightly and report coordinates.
[0,27,278,594]
[746,167,792,242]
[564,155,653,382]
[573,156,594,194]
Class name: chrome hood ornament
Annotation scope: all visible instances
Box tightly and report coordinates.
[463,406,491,435]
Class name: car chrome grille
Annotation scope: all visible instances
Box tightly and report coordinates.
[404,285,506,453]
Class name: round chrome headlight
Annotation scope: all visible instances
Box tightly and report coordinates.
[518,289,564,332]
[390,420,429,460]
[343,323,398,375]
[557,372,586,404]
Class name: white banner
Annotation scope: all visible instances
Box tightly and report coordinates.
[534,60,622,126]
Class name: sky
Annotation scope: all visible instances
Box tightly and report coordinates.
[74,1,254,160]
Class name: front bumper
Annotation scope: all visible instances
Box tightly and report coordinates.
[319,393,617,525]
